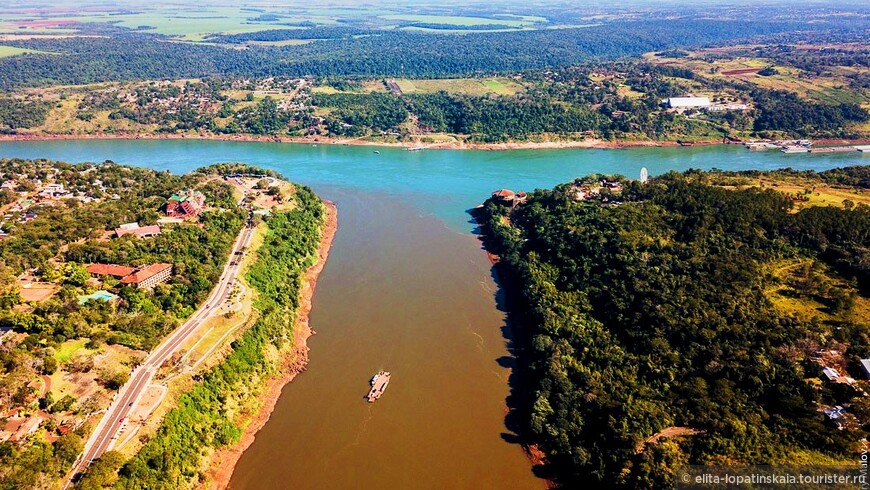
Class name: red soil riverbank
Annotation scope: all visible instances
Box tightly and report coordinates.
[202,200,337,490]
[0,132,728,150]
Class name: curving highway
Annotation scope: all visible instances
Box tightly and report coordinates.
[65,217,256,486]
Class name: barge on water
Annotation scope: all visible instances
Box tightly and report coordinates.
[367,371,391,402]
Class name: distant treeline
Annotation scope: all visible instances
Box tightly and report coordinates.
[752,89,868,136]
[0,99,53,131]
[312,86,866,141]
[0,20,825,89]
[207,26,371,43]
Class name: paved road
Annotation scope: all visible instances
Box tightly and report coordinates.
[65,220,256,485]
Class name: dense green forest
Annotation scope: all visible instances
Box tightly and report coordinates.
[0,20,837,89]
[751,90,869,136]
[75,184,325,489]
[3,61,863,142]
[0,100,53,132]
[311,85,865,141]
[477,166,870,487]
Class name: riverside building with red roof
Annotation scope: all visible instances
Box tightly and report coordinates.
[165,190,205,219]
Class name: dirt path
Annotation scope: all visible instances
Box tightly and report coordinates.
[203,200,338,490]
[635,426,706,454]
[40,375,51,398]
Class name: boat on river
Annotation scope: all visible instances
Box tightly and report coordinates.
[367,371,391,402]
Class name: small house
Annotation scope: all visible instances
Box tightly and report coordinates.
[822,366,840,382]
[860,359,870,379]
[40,183,68,198]
[115,222,161,239]
[491,189,527,207]
[165,190,205,219]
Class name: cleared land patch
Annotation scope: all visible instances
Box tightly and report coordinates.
[379,14,533,27]
[0,45,51,58]
[393,77,524,95]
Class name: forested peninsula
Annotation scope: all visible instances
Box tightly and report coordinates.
[476,166,870,487]
[75,170,333,489]
[0,160,334,489]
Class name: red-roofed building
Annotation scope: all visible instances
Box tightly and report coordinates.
[492,189,515,200]
[87,264,136,278]
[165,190,205,219]
[491,189,527,207]
[115,222,162,239]
[120,263,172,290]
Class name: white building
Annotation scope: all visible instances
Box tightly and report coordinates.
[40,183,68,198]
[667,97,711,109]
[708,103,749,112]
[822,366,840,381]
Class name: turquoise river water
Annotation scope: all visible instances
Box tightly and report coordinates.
[0,140,865,489]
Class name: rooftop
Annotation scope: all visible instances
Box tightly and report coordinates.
[492,189,516,199]
[87,264,136,278]
[121,263,172,285]
[115,223,161,238]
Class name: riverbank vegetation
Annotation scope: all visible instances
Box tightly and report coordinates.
[1,52,867,144]
[75,184,325,489]
[0,4,867,144]
[0,159,243,488]
[477,166,870,487]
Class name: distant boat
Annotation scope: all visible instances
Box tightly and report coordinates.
[407,147,425,152]
[373,150,380,154]
[367,371,391,402]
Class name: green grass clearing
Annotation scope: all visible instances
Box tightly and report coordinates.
[54,338,90,363]
[395,77,524,96]
[0,45,52,58]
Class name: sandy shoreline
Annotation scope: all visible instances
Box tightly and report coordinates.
[0,132,729,150]
[203,200,338,490]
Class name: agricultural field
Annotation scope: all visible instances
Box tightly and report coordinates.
[394,77,524,96]
[0,45,50,58]
[0,2,563,41]
[310,77,525,96]
[644,45,870,105]
[0,4,550,39]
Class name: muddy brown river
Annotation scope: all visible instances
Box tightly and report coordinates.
[229,189,541,489]
[1,140,862,489]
